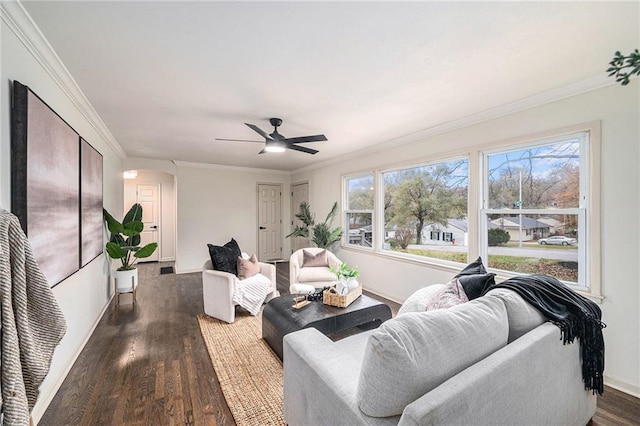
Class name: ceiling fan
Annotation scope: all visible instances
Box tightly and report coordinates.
[216,118,327,155]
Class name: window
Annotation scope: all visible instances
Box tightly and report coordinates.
[381,158,468,263]
[344,174,374,248]
[481,132,589,288]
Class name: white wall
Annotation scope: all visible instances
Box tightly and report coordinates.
[1,5,124,422]
[293,83,640,396]
[123,170,176,261]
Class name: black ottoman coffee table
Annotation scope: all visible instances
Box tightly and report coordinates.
[262,293,392,360]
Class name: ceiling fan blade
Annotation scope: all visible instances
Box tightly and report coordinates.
[215,138,264,143]
[284,134,328,144]
[287,144,318,155]
[245,123,273,140]
[258,148,268,154]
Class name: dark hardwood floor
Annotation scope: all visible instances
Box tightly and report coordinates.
[41,262,639,425]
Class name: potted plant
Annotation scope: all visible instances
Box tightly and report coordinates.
[103,203,158,292]
[331,263,360,295]
[287,201,343,249]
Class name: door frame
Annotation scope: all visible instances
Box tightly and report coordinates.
[256,182,284,260]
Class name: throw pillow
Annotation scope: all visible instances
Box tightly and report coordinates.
[356,296,509,417]
[397,284,446,316]
[457,273,497,300]
[425,278,469,311]
[302,249,329,267]
[455,256,487,276]
[237,254,261,280]
[207,238,242,275]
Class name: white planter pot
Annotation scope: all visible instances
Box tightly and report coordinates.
[347,277,359,292]
[114,268,138,292]
[337,277,359,295]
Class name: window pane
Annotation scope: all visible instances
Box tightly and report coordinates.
[347,175,374,210]
[486,213,579,284]
[487,140,580,209]
[382,159,468,263]
[345,174,374,248]
[347,212,372,247]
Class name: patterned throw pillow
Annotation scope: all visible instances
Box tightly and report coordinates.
[426,278,469,311]
[207,238,242,275]
[237,254,261,280]
[302,249,329,267]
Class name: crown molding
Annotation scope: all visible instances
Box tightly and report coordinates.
[1,0,127,160]
[173,160,291,177]
[292,75,614,175]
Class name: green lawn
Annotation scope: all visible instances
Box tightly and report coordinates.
[400,248,578,282]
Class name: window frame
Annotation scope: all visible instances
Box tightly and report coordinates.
[339,121,601,299]
[343,172,375,250]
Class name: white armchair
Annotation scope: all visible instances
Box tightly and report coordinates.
[289,248,342,294]
[202,258,278,323]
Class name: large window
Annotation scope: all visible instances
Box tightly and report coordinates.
[340,124,599,296]
[344,174,374,248]
[481,132,589,288]
[381,158,468,262]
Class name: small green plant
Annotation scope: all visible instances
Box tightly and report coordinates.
[287,201,343,249]
[607,49,640,86]
[103,203,158,271]
[331,263,360,280]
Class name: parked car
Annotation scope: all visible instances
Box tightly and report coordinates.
[538,236,577,246]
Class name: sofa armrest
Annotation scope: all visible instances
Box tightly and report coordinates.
[202,269,236,323]
[289,256,301,288]
[258,262,279,300]
[398,323,597,426]
[283,328,397,426]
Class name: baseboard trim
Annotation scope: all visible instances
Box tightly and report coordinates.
[176,268,202,275]
[31,292,115,424]
[604,374,640,398]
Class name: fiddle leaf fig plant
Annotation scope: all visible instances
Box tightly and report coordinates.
[103,203,158,271]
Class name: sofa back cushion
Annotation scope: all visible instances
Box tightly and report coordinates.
[484,288,547,343]
[356,297,508,418]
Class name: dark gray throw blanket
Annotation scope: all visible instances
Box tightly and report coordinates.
[484,274,605,395]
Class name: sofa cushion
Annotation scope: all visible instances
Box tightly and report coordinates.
[426,278,469,311]
[297,266,337,283]
[457,273,496,300]
[397,284,446,316]
[237,253,260,279]
[484,288,547,343]
[356,296,508,417]
[302,249,329,267]
[455,256,487,276]
[207,238,242,275]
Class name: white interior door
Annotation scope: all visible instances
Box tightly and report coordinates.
[258,184,282,261]
[137,184,160,262]
[291,182,310,253]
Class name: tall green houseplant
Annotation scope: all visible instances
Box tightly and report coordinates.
[103,203,158,271]
[287,201,343,249]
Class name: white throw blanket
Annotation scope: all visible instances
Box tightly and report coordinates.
[232,273,272,316]
[0,210,67,425]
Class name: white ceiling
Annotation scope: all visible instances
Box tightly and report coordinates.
[21,1,638,171]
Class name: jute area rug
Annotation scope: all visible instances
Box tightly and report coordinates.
[197,310,285,426]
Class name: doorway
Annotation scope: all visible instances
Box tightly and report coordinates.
[290,182,310,253]
[257,184,283,261]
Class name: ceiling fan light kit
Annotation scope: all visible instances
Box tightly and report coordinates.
[216,117,327,155]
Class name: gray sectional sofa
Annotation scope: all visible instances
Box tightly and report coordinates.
[283,287,597,425]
